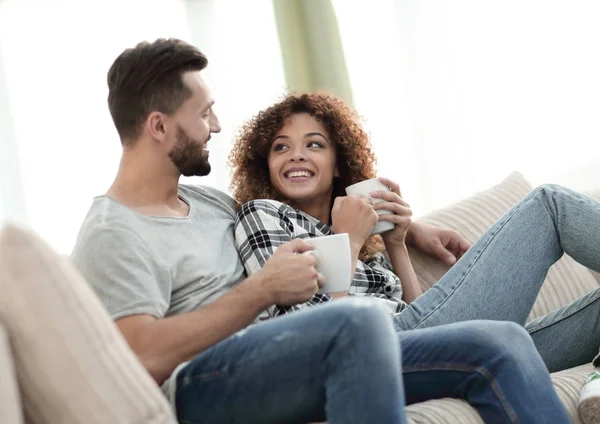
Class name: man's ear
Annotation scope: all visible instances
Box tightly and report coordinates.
[147,111,168,142]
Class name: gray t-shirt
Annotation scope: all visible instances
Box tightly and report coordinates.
[71,184,246,404]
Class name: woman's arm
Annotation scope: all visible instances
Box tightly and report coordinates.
[330,195,379,290]
[371,177,422,303]
[385,244,422,303]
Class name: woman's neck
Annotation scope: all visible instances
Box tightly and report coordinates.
[294,193,334,225]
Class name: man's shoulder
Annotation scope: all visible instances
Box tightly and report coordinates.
[71,197,148,256]
[180,184,238,213]
[180,183,229,198]
[79,196,141,231]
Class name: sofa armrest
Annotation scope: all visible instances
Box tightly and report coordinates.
[0,320,24,424]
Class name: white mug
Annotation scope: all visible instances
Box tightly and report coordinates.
[345,178,395,236]
[303,233,352,294]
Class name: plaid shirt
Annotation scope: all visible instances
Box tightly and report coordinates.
[235,199,407,317]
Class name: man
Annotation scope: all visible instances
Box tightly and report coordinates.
[71,38,569,423]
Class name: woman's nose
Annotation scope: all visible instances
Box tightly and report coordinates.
[289,148,307,162]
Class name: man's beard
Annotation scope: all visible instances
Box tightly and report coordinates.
[169,126,211,177]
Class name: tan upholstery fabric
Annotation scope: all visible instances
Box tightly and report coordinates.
[406,398,484,424]
[0,224,177,424]
[551,363,593,423]
[0,321,24,424]
[408,171,600,321]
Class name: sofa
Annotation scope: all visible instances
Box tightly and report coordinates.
[0,171,596,423]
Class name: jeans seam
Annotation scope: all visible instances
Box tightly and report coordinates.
[526,287,600,333]
[407,201,526,330]
[403,363,519,423]
[188,369,223,383]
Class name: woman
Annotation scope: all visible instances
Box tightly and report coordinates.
[229,92,600,420]
[232,109,420,318]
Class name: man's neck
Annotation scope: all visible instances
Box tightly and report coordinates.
[106,148,187,217]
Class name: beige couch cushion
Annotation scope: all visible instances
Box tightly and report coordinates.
[408,171,600,321]
[0,224,177,424]
[0,321,24,424]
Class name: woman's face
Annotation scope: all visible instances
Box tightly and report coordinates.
[267,113,338,206]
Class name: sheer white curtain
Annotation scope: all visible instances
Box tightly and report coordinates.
[0,45,27,227]
[182,0,286,190]
[0,0,285,253]
[333,0,600,217]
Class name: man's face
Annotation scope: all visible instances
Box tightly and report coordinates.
[167,71,221,177]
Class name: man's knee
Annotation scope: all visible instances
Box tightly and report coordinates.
[323,298,395,341]
[333,297,389,323]
[457,320,533,357]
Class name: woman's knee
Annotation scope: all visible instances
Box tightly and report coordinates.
[531,183,567,201]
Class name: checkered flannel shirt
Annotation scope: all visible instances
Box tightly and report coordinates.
[235,199,407,317]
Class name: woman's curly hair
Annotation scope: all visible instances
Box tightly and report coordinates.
[228,91,385,261]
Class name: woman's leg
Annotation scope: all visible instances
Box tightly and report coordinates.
[176,298,406,424]
[399,321,571,423]
[394,185,600,369]
[524,290,600,372]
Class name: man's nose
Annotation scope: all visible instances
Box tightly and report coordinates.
[211,114,222,133]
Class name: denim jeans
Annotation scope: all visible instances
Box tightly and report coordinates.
[175,298,569,424]
[394,184,600,372]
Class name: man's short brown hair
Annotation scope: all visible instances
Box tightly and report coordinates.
[107,38,208,145]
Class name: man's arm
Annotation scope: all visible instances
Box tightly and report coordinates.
[115,239,323,385]
[406,221,471,265]
[116,273,270,384]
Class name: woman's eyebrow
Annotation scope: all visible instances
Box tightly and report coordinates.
[272,134,289,143]
[305,132,329,143]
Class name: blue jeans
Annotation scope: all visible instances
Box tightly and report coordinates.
[394,184,600,372]
[175,299,569,424]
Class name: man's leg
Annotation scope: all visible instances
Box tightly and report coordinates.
[175,298,406,424]
[399,321,571,423]
[394,185,600,369]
